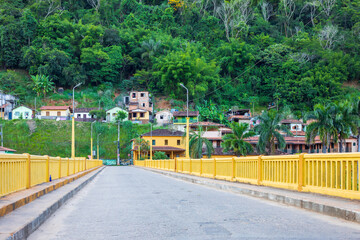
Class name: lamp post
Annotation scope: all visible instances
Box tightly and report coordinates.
[71,82,82,160]
[91,121,96,161]
[117,120,121,165]
[97,133,102,160]
[150,123,153,160]
[179,83,190,159]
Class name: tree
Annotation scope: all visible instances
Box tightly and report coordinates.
[305,103,338,153]
[133,137,150,159]
[222,122,255,156]
[319,0,337,17]
[115,111,128,122]
[188,127,214,159]
[254,110,292,155]
[153,151,169,160]
[333,101,358,152]
[319,24,343,50]
[30,75,54,97]
[89,109,106,121]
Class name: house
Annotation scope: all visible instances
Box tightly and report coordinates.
[40,106,72,120]
[125,91,153,124]
[106,107,128,122]
[132,129,185,160]
[155,110,173,126]
[0,146,16,154]
[0,93,17,120]
[227,109,252,125]
[74,108,96,122]
[12,106,33,120]
[172,111,199,131]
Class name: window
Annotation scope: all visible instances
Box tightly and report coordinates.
[140,113,144,118]
[353,143,356,146]
[133,113,137,117]
[176,154,180,157]
[113,113,116,117]
[77,114,81,118]
[142,103,146,107]
[57,112,61,116]
[132,93,136,98]
[160,115,164,120]
[177,140,180,145]
[152,140,156,145]
[165,140,168,145]
[14,112,20,116]
[140,93,145,97]
[83,114,86,118]
[46,112,50,116]
[149,102,153,107]
[216,141,221,148]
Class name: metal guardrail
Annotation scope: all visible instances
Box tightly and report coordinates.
[134,153,360,200]
[0,154,103,197]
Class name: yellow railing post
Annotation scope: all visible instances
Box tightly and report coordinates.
[231,157,235,181]
[45,155,50,182]
[298,153,305,191]
[190,158,192,174]
[257,155,263,185]
[213,158,216,179]
[24,153,31,189]
[200,158,203,176]
[73,157,75,174]
[78,157,80,173]
[67,157,70,176]
[174,158,177,172]
[58,157,62,178]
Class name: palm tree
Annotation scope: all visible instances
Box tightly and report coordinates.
[140,39,162,68]
[305,103,338,153]
[222,122,256,156]
[133,137,149,159]
[31,75,54,97]
[188,127,213,159]
[333,101,358,153]
[254,110,292,155]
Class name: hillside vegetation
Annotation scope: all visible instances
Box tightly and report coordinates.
[1,0,360,111]
[1,119,152,159]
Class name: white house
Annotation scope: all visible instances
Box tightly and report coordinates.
[106,107,128,122]
[12,106,33,120]
[74,108,96,122]
[155,110,173,126]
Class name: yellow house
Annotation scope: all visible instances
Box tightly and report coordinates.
[132,129,185,160]
[129,108,151,124]
[40,106,72,120]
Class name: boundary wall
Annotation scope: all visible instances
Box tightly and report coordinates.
[134,153,360,200]
[0,154,102,197]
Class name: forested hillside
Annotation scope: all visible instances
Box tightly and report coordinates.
[1,0,360,111]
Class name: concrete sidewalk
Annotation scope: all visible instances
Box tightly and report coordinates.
[139,167,360,224]
[0,166,105,240]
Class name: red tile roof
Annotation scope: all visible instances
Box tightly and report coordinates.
[173,111,199,117]
[190,122,225,127]
[132,146,185,152]
[40,106,71,110]
[0,146,16,152]
[281,119,303,124]
[142,129,184,137]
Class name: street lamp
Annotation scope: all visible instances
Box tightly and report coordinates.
[91,121,96,161]
[71,82,82,160]
[97,133,102,160]
[117,120,121,165]
[150,123,153,160]
[179,83,190,159]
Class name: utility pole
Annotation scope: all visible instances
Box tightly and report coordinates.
[0,124,3,147]
[180,83,189,159]
[117,121,121,165]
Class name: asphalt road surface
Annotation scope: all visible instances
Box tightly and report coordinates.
[29,167,360,240]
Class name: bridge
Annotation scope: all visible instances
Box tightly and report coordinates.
[1,153,360,239]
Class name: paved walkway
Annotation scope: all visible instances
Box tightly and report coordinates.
[29,167,360,239]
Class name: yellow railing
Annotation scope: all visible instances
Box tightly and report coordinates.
[134,153,360,200]
[0,154,103,197]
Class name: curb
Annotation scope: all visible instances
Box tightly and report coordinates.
[5,166,105,240]
[141,167,360,224]
[0,166,102,218]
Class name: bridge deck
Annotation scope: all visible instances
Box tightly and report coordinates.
[29,167,360,239]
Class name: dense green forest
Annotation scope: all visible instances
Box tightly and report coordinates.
[1,0,360,111]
